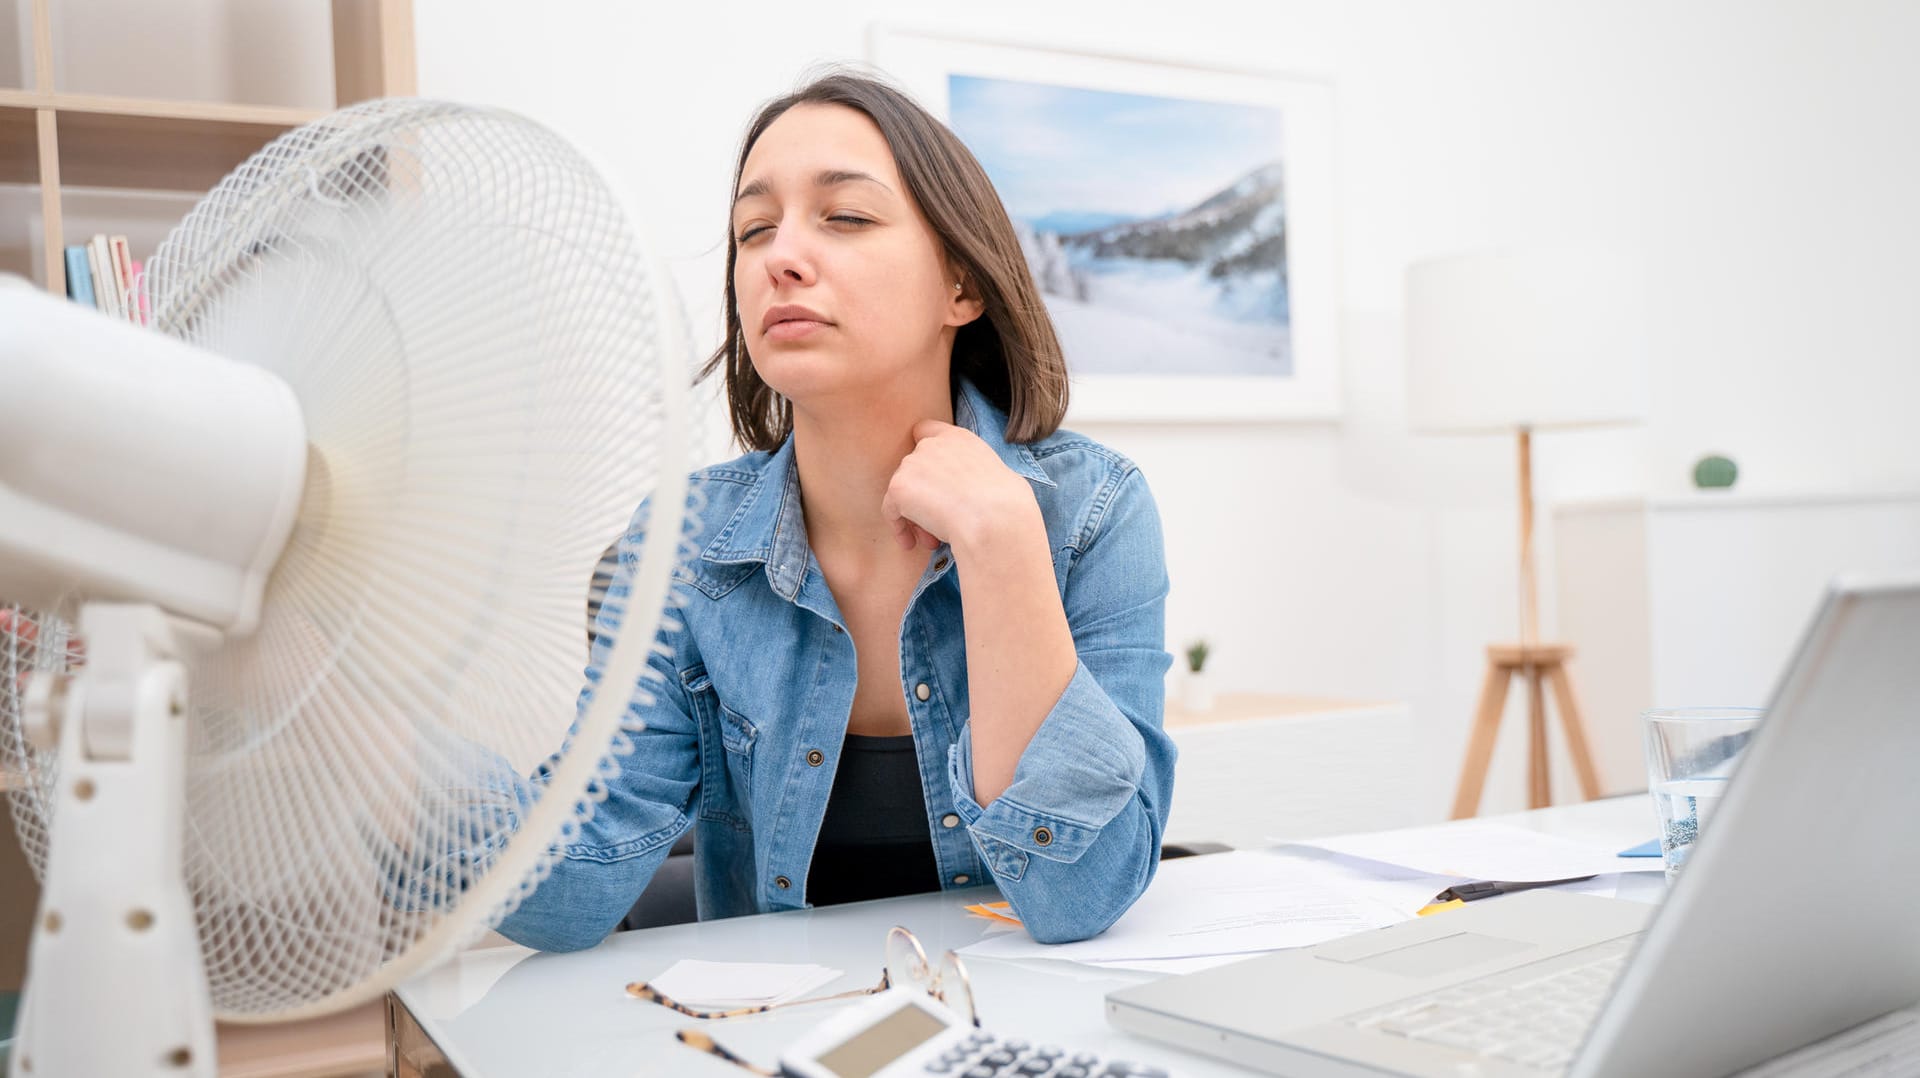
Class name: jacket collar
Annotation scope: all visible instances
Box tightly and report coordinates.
[699,380,1054,600]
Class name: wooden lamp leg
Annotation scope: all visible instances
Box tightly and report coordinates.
[1547,660,1604,800]
[1451,657,1514,819]
[1526,663,1551,809]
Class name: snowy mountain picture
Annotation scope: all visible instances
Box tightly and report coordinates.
[950,74,1293,378]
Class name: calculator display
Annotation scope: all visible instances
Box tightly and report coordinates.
[814,997,949,1078]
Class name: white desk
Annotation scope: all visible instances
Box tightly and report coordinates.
[390,797,1657,1077]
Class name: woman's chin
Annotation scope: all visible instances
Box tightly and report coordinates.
[752,355,860,403]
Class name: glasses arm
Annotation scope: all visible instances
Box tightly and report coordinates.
[628,969,891,1021]
[674,1028,781,1077]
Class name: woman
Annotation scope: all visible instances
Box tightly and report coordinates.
[499,71,1175,950]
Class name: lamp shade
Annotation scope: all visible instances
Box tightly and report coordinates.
[1406,247,1649,434]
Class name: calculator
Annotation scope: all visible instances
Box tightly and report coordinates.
[778,986,1172,1078]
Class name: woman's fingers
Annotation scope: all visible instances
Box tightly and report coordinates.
[0,609,39,643]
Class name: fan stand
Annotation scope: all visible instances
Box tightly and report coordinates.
[13,603,216,1078]
[1449,428,1605,818]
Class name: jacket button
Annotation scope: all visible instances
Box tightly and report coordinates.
[832,624,845,634]
[1032,827,1053,847]
[933,556,950,572]
[941,813,960,828]
[806,749,824,767]
[774,875,792,890]
[914,683,931,701]
[952,874,970,885]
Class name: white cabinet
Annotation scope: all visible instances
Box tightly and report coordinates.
[1553,490,1920,795]
[1162,695,1417,850]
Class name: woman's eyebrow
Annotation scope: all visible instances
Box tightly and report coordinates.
[734,169,894,206]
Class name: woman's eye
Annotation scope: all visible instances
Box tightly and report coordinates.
[829,214,874,228]
[736,224,771,244]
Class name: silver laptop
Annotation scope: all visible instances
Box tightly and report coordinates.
[1108,574,1920,1076]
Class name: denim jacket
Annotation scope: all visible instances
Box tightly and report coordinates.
[496,380,1176,951]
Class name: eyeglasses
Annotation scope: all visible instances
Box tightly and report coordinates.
[626,924,977,1075]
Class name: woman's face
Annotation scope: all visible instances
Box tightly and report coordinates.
[730,103,979,406]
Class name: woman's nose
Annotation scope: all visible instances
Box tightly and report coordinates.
[762,224,816,288]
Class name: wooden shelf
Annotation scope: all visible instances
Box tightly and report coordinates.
[0,89,322,126]
[9,0,415,294]
[0,91,322,192]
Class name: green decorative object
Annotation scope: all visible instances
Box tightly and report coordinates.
[1693,455,1738,489]
[1185,639,1210,673]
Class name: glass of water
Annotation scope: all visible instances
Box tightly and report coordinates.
[1642,706,1764,882]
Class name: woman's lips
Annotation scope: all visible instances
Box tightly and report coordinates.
[765,318,829,341]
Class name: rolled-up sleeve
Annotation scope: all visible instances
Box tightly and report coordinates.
[946,467,1176,943]
[493,502,702,952]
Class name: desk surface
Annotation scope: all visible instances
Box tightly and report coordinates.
[393,797,1657,1077]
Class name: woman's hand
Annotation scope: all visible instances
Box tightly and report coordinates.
[881,420,1042,557]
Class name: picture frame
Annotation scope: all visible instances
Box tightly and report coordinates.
[870,28,1340,423]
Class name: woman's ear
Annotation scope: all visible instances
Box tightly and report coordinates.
[945,273,987,328]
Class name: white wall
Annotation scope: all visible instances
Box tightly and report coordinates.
[401,0,1920,818]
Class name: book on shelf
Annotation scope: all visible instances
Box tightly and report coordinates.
[83,242,106,312]
[88,234,121,320]
[64,234,148,326]
[109,236,135,321]
[64,245,95,309]
[130,259,148,325]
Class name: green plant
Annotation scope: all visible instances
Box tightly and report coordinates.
[1185,639,1210,673]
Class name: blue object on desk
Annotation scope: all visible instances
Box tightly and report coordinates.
[1619,839,1661,858]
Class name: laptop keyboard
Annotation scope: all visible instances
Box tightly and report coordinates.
[1344,935,1636,1071]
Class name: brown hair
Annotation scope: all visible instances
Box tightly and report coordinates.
[701,70,1069,451]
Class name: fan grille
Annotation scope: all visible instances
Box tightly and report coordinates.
[104,99,696,1017]
[1,603,73,877]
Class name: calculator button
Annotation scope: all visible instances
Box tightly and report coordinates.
[1057,1068,1089,1078]
[1100,1065,1169,1078]
[1071,1055,1098,1067]
[1017,1061,1054,1075]
[1003,1039,1030,1051]
[924,1062,953,1074]
[984,1050,1017,1066]
[1035,1046,1063,1058]
[963,1068,995,1078]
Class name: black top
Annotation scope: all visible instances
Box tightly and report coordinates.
[807,734,940,907]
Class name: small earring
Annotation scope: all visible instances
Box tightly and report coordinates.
[953,282,963,291]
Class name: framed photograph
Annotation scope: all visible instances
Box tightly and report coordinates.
[871,29,1340,422]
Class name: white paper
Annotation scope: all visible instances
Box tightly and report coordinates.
[646,959,844,1009]
[1083,953,1264,976]
[1281,821,1661,882]
[958,850,1452,965]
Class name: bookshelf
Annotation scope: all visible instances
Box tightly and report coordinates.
[1,3,414,1072]
[1,0,414,295]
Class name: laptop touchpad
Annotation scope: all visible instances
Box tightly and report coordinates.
[1321,932,1534,978]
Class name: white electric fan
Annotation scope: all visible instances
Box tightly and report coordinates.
[0,98,695,1076]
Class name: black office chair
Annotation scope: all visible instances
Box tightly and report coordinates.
[621,832,699,930]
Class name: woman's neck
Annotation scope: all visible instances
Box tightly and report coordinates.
[792,376,954,558]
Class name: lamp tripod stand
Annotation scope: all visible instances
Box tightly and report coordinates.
[1450,427,1605,817]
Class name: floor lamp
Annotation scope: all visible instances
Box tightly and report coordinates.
[1405,247,1649,817]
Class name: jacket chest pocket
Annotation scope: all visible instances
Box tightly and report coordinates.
[683,667,757,830]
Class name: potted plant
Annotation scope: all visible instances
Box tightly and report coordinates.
[1179,638,1214,713]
